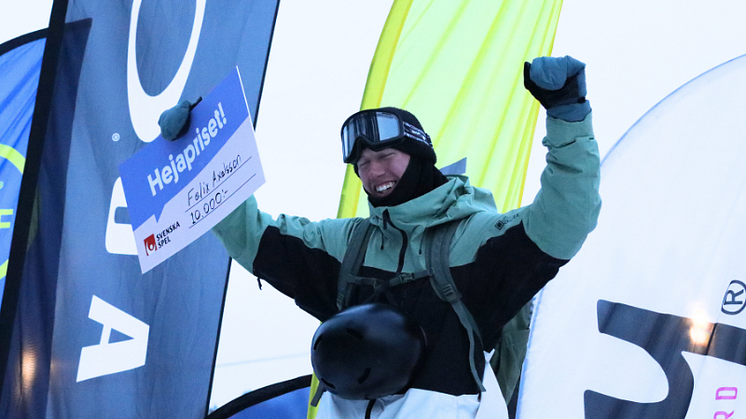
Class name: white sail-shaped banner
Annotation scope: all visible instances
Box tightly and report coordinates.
[518,54,746,418]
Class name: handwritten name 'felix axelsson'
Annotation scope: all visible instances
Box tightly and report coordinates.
[147,103,228,197]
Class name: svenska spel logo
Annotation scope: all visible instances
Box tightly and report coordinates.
[142,222,181,256]
[144,234,157,256]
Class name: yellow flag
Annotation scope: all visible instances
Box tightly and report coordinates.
[311,0,562,416]
[338,0,563,218]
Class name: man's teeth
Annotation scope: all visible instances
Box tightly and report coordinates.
[376,182,395,192]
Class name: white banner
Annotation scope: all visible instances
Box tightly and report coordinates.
[518,54,746,419]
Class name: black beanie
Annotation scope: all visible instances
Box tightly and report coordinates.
[349,107,447,206]
[375,107,437,165]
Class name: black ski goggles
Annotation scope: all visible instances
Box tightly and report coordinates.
[340,110,431,163]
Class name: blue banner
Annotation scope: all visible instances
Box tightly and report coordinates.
[1,1,279,418]
[1,16,89,418]
[206,376,311,419]
[0,33,45,315]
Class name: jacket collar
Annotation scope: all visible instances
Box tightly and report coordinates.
[366,175,494,233]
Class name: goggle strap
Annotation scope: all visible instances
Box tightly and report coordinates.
[402,121,432,147]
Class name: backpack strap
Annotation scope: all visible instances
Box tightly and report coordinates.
[313,219,375,407]
[426,221,487,392]
[337,219,432,309]
[336,219,374,310]
[334,217,485,394]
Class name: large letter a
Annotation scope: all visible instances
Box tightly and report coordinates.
[76,295,150,382]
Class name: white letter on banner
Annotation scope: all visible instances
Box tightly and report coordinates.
[105,178,136,255]
[126,0,206,142]
[76,295,150,382]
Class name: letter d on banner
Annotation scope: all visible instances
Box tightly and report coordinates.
[76,296,150,382]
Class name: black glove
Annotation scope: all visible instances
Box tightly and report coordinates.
[524,56,590,122]
[157,97,202,141]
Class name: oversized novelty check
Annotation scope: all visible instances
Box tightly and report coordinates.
[119,68,264,273]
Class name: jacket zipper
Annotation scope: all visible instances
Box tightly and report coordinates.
[382,210,408,275]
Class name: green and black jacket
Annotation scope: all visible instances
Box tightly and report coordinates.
[213,113,601,404]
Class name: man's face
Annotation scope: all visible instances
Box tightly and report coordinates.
[357,147,411,199]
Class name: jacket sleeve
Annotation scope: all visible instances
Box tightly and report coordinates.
[522,112,602,260]
[211,195,353,318]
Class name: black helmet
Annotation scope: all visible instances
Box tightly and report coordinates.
[310,303,427,400]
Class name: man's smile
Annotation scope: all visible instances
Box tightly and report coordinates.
[375,181,396,194]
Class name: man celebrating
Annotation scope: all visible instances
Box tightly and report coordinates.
[161,55,601,418]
